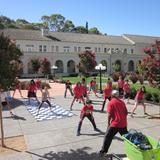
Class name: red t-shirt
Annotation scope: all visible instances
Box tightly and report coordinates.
[90,80,96,87]
[123,83,131,93]
[135,90,145,101]
[16,80,21,89]
[118,79,124,88]
[73,86,83,98]
[103,86,112,98]
[107,97,128,128]
[28,84,37,93]
[82,85,87,95]
[81,105,93,115]
[36,80,41,89]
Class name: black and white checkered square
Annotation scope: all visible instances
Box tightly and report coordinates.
[22,99,74,121]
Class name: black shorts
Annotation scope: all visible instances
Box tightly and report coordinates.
[124,93,130,99]
[28,92,36,98]
[2,101,7,106]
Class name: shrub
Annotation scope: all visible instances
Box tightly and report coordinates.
[69,73,78,77]
[130,87,137,99]
[129,73,138,84]
[145,92,152,101]
[152,93,160,103]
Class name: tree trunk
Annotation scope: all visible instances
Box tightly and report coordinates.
[0,97,5,147]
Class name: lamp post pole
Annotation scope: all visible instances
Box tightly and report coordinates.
[99,67,102,93]
[95,63,106,94]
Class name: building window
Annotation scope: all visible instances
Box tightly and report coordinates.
[124,48,127,53]
[111,48,114,53]
[63,46,70,52]
[74,46,77,52]
[95,47,97,52]
[85,47,91,50]
[51,46,54,52]
[131,49,134,54]
[98,47,101,52]
[43,45,47,52]
[39,45,42,52]
[104,48,107,53]
[78,47,81,52]
[56,46,59,52]
[26,45,34,52]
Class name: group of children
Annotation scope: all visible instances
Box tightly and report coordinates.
[0,77,52,116]
[1,76,148,136]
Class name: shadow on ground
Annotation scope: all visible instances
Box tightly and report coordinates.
[26,147,127,160]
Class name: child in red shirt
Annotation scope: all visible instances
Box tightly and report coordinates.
[88,77,98,97]
[101,78,112,112]
[117,76,124,96]
[77,100,100,136]
[27,79,40,105]
[130,86,147,117]
[12,77,23,98]
[70,82,85,110]
[123,80,131,103]
[35,79,42,93]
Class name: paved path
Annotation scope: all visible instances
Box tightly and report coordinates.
[1,82,160,160]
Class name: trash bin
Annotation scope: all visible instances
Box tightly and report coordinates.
[123,135,160,160]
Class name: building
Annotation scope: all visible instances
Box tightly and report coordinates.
[1,28,160,77]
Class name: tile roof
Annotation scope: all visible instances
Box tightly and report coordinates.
[0,29,131,45]
[123,34,160,44]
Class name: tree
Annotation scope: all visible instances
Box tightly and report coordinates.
[62,20,75,32]
[88,27,101,34]
[40,58,51,79]
[0,16,15,28]
[140,40,160,87]
[41,14,65,31]
[29,58,41,74]
[74,26,88,34]
[78,50,96,76]
[0,33,23,147]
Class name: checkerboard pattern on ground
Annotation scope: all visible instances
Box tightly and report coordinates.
[22,99,74,121]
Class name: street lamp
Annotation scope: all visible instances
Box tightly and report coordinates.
[95,63,106,93]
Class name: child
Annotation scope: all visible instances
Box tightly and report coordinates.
[70,82,85,110]
[35,78,42,93]
[101,78,112,112]
[0,88,14,116]
[64,80,73,98]
[12,77,23,98]
[89,77,98,97]
[37,86,52,114]
[130,86,148,117]
[77,100,100,136]
[117,76,124,96]
[27,79,39,105]
[123,80,131,103]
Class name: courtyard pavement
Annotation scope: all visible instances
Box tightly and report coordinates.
[1,82,160,160]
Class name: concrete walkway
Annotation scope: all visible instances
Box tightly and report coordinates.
[1,82,160,160]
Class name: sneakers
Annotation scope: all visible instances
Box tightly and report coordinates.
[76,132,81,136]
[94,128,101,132]
[144,112,149,115]
[98,150,108,158]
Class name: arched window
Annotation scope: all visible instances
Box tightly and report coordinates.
[128,60,134,72]
[55,60,64,73]
[67,60,75,73]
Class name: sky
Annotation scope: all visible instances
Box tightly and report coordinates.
[0,0,160,36]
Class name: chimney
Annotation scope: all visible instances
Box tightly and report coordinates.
[41,28,49,36]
